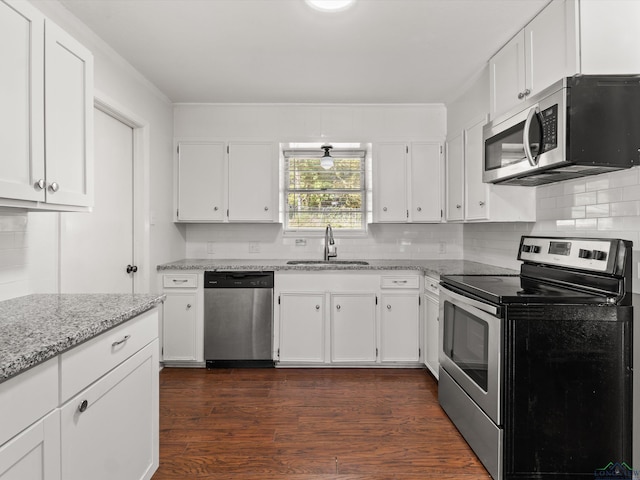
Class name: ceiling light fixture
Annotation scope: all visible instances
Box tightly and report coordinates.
[320,145,334,169]
[305,0,356,13]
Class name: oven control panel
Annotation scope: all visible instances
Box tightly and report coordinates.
[518,236,615,272]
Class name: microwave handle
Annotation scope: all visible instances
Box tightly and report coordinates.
[523,105,540,167]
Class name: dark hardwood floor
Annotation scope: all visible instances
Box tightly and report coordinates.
[152,367,491,480]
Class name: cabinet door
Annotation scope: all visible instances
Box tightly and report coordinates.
[0,411,60,480]
[525,0,576,97]
[279,293,325,363]
[0,0,45,202]
[489,30,526,118]
[44,20,93,207]
[380,293,419,363]
[228,142,276,222]
[373,143,407,222]
[445,134,464,221]
[177,142,225,221]
[409,143,442,223]
[424,293,439,379]
[162,293,197,362]
[464,119,489,220]
[60,341,158,480]
[330,293,376,363]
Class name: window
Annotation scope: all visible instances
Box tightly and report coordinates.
[283,145,367,232]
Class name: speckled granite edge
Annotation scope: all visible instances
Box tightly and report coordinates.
[157,259,519,277]
[0,293,165,384]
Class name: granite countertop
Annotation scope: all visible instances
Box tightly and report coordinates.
[0,293,165,384]
[157,258,519,278]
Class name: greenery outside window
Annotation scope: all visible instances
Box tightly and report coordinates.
[283,146,367,232]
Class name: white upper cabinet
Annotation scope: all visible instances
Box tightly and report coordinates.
[445,133,464,222]
[490,0,640,119]
[0,0,45,203]
[228,142,277,222]
[176,142,226,221]
[175,141,277,223]
[0,0,93,210]
[373,142,442,223]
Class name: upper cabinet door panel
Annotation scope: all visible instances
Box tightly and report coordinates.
[177,142,226,221]
[445,134,464,222]
[373,142,407,222]
[0,0,45,202]
[489,30,526,119]
[410,143,442,222]
[44,21,93,207]
[228,142,276,222]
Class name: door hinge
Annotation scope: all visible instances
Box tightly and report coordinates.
[177,145,180,154]
[375,296,378,305]
[419,348,421,357]
[278,295,281,305]
[418,296,421,306]
[406,145,409,154]
[227,145,230,154]
[277,348,280,360]
[440,145,443,155]
[440,209,443,218]
[406,209,409,219]
[226,209,229,217]
[376,347,379,358]
[176,209,179,217]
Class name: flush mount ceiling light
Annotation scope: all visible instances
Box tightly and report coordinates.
[320,145,334,169]
[305,0,356,13]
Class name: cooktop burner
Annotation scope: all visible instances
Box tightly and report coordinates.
[441,274,615,305]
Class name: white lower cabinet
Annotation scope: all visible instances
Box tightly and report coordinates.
[161,273,202,365]
[380,293,420,363]
[279,293,325,363]
[275,271,422,367]
[0,411,60,480]
[423,276,440,379]
[331,293,377,363]
[60,341,158,480]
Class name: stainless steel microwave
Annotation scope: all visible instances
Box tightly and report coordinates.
[483,75,640,186]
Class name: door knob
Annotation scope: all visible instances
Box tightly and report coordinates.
[126,265,138,274]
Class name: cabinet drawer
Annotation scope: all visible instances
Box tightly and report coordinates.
[163,274,197,288]
[380,275,419,289]
[0,358,58,446]
[425,275,440,296]
[60,309,158,402]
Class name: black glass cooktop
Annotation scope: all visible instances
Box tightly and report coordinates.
[441,274,614,305]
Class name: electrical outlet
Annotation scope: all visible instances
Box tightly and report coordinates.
[295,239,307,246]
[249,242,260,253]
[438,242,446,254]
[206,242,215,254]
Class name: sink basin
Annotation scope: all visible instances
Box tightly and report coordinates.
[286,260,369,266]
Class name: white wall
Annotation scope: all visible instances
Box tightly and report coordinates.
[0,0,182,299]
[176,103,461,260]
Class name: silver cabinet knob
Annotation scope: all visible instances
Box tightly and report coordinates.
[387,305,391,310]
[456,204,461,209]
[78,399,89,413]
[383,207,387,212]
[416,207,422,212]
[336,305,341,311]
[479,201,485,206]
[518,91,526,99]
[214,206,219,211]
[35,179,46,190]
[48,182,59,193]
[186,304,192,309]
[264,206,269,211]
[315,305,320,310]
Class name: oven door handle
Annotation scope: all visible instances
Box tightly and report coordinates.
[439,285,499,316]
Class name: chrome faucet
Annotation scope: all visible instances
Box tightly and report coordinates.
[324,224,337,261]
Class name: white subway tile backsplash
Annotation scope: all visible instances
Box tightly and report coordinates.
[585,204,610,218]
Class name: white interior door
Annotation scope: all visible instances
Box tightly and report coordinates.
[60,108,134,293]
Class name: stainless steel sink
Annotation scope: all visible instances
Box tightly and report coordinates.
[286,260,369,266]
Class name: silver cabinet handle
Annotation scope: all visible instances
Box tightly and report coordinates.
[48,182,59,193]
[315,305,320,310]
[393,280,408,284]
[112,334,131,347]
[78,399,89,413]
[35,179,46,190]
[172,279,188,283]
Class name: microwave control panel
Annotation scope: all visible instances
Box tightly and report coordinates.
[540,104,558,153]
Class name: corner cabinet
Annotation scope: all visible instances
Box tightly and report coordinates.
[175,141,278,223]
[490,0,640,119]
[373,142,443,223]
[0,0,93,210]
[445,116,536,222]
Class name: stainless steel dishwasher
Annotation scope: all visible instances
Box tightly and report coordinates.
[203,271,274,368]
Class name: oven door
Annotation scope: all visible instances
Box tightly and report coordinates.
[439,285,502,425]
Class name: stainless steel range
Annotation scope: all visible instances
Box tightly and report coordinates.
[439,236,634,480]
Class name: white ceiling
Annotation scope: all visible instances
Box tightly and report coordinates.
[57,0,549,104]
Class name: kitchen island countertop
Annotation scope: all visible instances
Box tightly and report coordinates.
[0,293,165,384]
[157,258,518,278]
